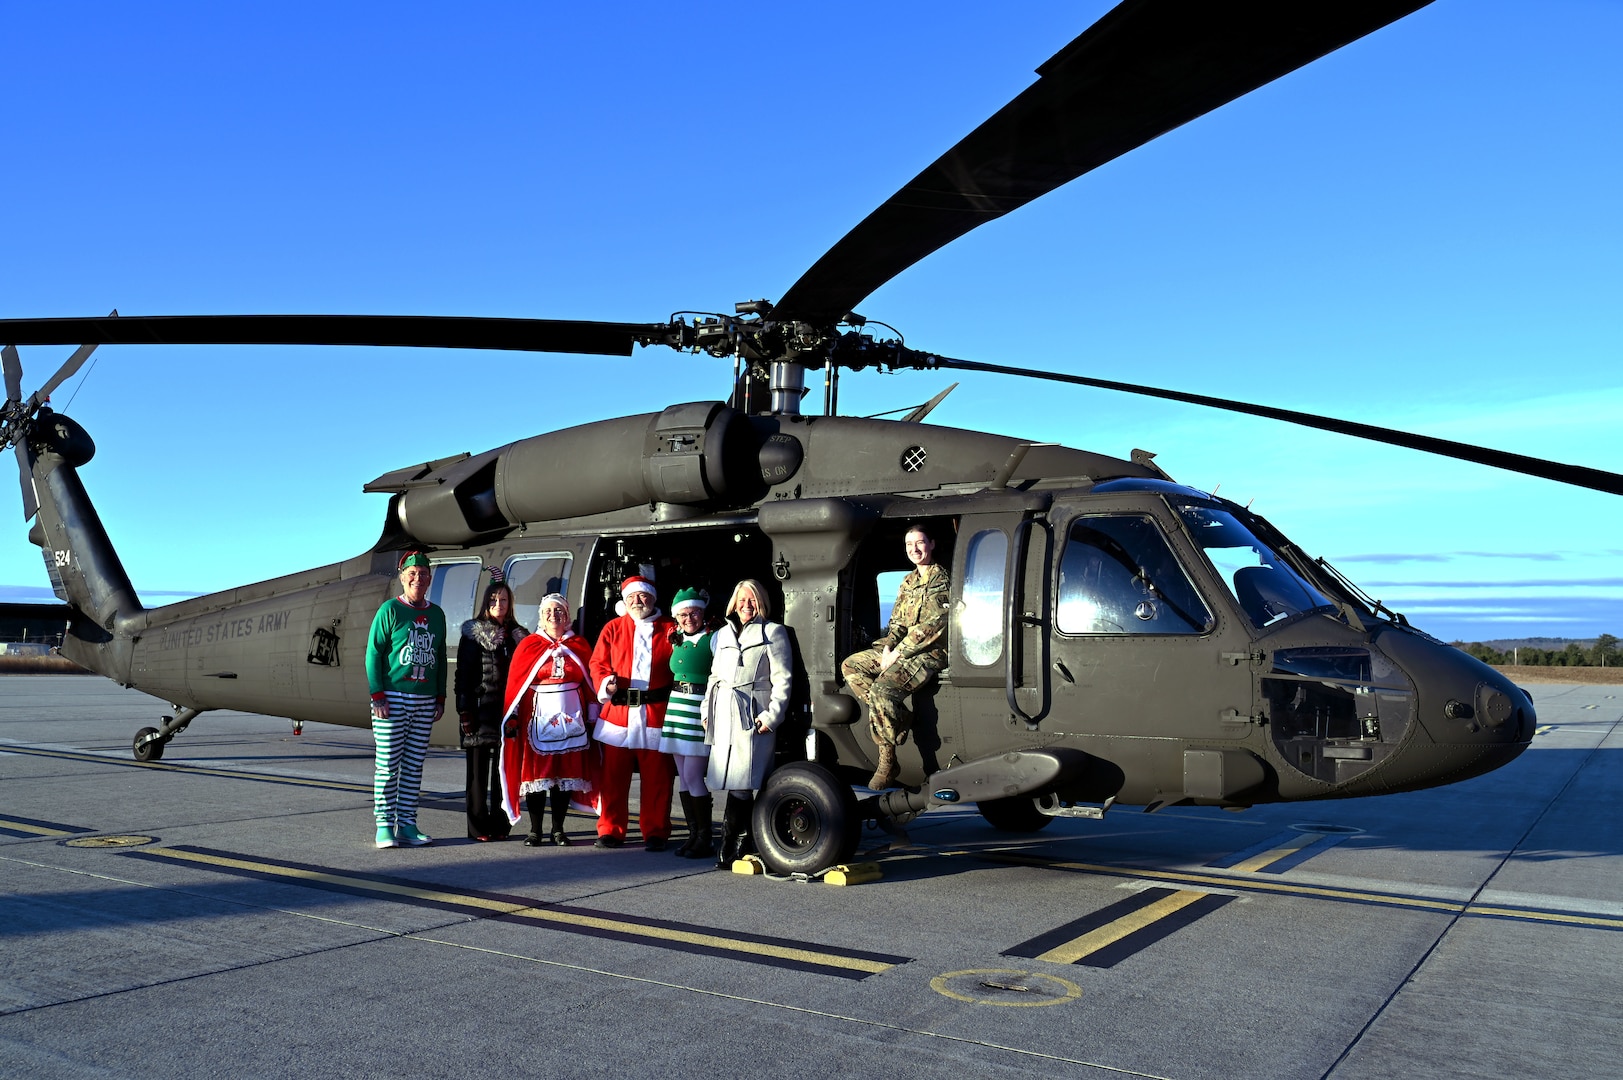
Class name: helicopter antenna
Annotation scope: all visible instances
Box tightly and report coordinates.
[901,383,958,423]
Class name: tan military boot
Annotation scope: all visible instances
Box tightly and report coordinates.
[868,745,899,790]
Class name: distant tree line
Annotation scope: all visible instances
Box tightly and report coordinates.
[1455,634,1619,667]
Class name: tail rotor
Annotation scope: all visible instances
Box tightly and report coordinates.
[2,316,112,521]
[3,343,40,521]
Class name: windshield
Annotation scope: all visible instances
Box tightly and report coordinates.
[1177,504,1333,629]
[1058,515,1212,635]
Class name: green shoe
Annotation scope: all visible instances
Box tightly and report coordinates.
[397,823,433,846]
[375,826,398,849]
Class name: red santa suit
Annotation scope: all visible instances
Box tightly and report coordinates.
[589,584,677,844]
[499,630,597,826]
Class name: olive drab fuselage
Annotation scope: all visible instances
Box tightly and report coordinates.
[30,402,1533,814]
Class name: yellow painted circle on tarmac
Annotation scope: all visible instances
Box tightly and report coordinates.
[62,834,156,848]
[930,968,1081,1007]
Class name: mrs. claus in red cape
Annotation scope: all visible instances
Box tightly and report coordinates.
[500,593,596,845]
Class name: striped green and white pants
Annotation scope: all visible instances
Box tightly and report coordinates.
[372,692,436,828]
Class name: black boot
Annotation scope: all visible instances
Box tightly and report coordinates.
[674,791,696,856]
[549,789,571,846]
[715,793,744,868]
[684,793,714,859]
[523,791,548,846]
[732,793,756,860]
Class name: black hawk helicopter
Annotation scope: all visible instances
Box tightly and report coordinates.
[4,1,1614,874]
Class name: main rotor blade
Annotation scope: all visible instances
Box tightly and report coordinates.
[0,315,674,358]
[2,344,20,402]
[15,442,37,521]
[774,0,1432,325]
[935,356,1623,498]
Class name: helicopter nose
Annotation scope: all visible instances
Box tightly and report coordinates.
[1376,628,1534,783]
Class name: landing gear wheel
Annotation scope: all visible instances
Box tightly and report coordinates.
[752,762,860,875]
[977,796,1052,833]
[133,726,166,762]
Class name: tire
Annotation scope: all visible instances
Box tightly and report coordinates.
[752,762,860,875]
[977,795,1052,833]
[133,726,166,762]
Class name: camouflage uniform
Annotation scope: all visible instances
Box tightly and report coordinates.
[842,566,950,747]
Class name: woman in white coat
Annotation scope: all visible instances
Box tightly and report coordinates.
[703,578,792,867]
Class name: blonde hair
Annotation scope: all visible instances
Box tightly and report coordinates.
[725,578,771,621]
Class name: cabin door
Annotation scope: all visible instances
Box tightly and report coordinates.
[951,511,1051,730]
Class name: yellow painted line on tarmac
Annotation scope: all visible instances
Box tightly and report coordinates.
[1227,831,1322,873]
[975,850,1623,932]
[1035,891,1209,964]
[978,851,1467,913]
[138,846,897,976]
[0,817,75,837]
[1467,905,1623,931]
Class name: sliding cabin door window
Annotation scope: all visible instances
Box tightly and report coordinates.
[427,558,484,630]
[958,528,1007,666]
[503,553,574,628]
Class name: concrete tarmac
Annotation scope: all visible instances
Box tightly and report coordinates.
[2,675,1619,1079]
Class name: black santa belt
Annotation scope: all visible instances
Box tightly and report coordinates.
[611,686,672,707]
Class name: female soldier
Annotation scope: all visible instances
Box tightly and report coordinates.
[454,568,529,841]
[500,594,595,846]
[660,587,715,858]
[840,523,949,789]
[365,550,447,848]
[704,579,792,867]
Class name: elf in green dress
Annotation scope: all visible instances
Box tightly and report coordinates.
[658,587,716,859]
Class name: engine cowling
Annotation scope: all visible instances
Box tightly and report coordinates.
[393,402,774,544]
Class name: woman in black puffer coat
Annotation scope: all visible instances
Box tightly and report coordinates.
[455,571,529,840]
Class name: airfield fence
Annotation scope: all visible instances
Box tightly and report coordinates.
[0,654,92,674]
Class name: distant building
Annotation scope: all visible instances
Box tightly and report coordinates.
[0,603,70,648]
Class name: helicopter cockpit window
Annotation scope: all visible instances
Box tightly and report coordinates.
[1057,516,1211,635]
[959,528,1006,665]
[504,553,573,627]
[1176,505,1332,629]
[427,558,483,631]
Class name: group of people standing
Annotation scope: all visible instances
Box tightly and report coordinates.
[364,522,947,858]
[366,554,800,863]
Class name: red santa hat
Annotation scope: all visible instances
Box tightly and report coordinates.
[620,576,656,599]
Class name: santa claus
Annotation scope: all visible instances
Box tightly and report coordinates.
[588,576,678,848]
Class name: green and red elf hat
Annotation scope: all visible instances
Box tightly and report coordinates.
[398,550,431,570]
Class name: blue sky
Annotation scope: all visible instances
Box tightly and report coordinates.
[2,1,1619,643]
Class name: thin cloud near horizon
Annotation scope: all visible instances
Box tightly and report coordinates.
[1361,578,1623,590]
[0,584,203,602]
[1336,551,1573,564]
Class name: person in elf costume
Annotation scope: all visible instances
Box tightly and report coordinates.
[589,576,678,849]
[365,550,447,849]
[659,587,716,859]
[499,593,596,846]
